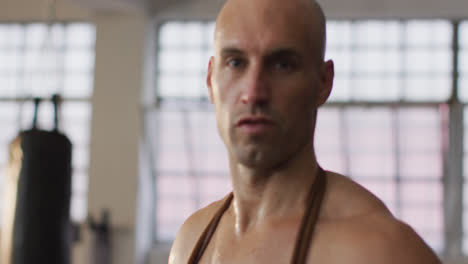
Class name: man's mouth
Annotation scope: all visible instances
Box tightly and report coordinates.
[236,116,275,134]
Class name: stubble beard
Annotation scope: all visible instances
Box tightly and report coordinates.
[231,136,276,169]
[219,103,317,172]
[228,123,309,172]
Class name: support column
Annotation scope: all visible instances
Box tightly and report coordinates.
[444,21,463,258]
[73,12,148,264]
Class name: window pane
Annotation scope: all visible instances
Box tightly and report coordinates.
[159,22,205,48]
[315,108,346,172]
[159,22,185,47]
[24,48,42,72]
[406,21,452,47]
[24,24,49,48]
[66,23,96,48]
[358,49,401,73]
[404,75,451,101]
[326,21,352,48]
[459,22,468,102]
[158,49,205,73]
[0,74,19,97]
[0,24,24,47]
[0,50,22,72]
[326,20,452,102]
[158,73,204,98]
[346,108,393,149]
[352,77,400,101]
[156,197,195,240]
[157,175,194,197]
[65,49,95,72]
[406,49,451,74]
[158,49,185,72]
[401,182,442,206]
[327,74,351,101]
[199,176,231,200]
[63,73,94,98]
[354,21,401,47]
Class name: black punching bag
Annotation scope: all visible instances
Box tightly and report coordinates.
[5,96,72,264]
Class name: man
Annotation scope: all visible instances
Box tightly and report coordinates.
[169,0,442,263]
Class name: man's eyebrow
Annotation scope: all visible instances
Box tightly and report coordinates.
[219,47,303,60]
[266,48,303,59]
[220,47,245,56]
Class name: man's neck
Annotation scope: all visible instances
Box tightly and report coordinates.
[228,148,319,235]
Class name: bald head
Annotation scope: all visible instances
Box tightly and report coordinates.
[310,1,327,60]
[214,0,327,62]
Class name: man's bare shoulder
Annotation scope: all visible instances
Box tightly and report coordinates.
[168,194,230,264]
[319,172,441,264]
[323,216,442,264]
[325,171,392,219]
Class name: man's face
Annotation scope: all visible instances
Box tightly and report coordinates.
[207,0,333,170]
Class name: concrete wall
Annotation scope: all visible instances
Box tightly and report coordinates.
[320,0,468,19]
[1,0,93,21]
[153,0,468,20]
[85,12,148,264]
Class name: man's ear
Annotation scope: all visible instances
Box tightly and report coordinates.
[207,56,215,103]
[316,59,334,107]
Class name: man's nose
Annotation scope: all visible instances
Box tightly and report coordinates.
[240,66,270,105]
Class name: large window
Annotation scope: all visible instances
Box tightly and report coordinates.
[150,22,227,240]
[315,106,444,250]
[150,20,465,255]
[458,22,468,102]
[460,21,468,253]
[0,23,95,222]
[316,20,451,251]
[326,21,451,102]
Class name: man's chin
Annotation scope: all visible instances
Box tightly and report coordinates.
[233,146,280,170]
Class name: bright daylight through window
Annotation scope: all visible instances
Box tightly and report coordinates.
[151,19,466,256]
[460,21,468,253]
[0,23,95,223]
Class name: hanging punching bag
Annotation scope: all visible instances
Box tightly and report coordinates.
[2,95,72,264]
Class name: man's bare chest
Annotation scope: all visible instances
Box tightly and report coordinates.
[197,228,298,264]
[192,221,353,264]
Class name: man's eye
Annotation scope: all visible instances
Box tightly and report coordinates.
[227,58,245,68]
[273,60,294,71]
